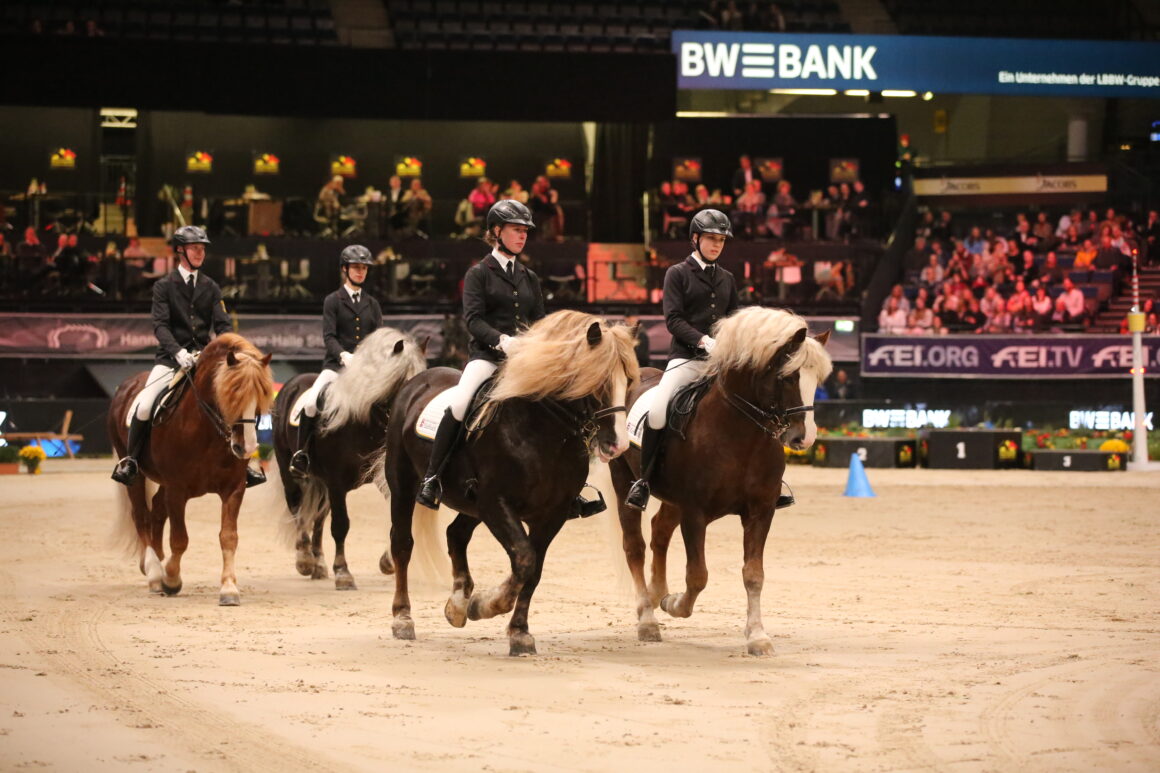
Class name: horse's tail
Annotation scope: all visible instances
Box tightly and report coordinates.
[271,460,330,549]
[108,478,159,561]
[590,459,639,601]
[367,443,449,588]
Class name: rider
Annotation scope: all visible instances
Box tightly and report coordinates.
[624,209,743,511]
[288,244,382,477]
[415,200,545,508]
[111,226,264,487]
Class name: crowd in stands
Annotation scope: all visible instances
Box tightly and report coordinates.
[881,206,1159,335]
[657,155,875,243]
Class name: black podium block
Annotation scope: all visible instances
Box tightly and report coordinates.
[813,437,917,468]
[1029,450,1127,471]
[920,429,1022,469]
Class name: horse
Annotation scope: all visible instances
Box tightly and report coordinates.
[108,333,274,605]
[607,306,832,655]
[384,310,639,656]
[269,327,427,590]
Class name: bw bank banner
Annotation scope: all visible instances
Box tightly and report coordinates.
[862,334,1160,379]
[673,32,1160,98]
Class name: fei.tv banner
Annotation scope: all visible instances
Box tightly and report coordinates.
[673,31,1160,98]
[861,334,1160,379]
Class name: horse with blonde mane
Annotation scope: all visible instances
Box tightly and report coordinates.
[107,333,274,605]
[608,306,832,655]
[269,327,427,590]
[385,310,639,655]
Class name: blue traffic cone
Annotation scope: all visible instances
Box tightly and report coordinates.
[844,453,876,498]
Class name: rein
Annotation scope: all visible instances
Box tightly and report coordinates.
[185,361,256,444]
[717,379,813,440]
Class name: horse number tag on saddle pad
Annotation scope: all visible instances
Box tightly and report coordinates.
[415,388,458,440]
[625,386,658,448]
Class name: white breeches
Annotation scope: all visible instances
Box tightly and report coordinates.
[300,368,340,418]
[448,359,498,421]
[647,358,708,429]
[135,364,178,421]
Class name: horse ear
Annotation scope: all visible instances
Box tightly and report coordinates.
[261,353,272,366]
[419,336,430,355]
[392,340,405,355]
[586,321,602,347]
[227,350,238,367]
[814,329,831,347]
[775,327,807,365]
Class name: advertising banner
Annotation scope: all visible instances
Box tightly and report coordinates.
[862,334,1160,378]
[673,31,1160,98]
[913,174,1107,197]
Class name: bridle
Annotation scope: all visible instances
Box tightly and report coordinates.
[717,367,813,440]
[185,360,257,446]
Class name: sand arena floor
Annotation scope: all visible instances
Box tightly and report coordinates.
[0,459,1157,772]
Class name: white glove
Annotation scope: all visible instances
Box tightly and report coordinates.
[175,349,196,371]
[700,336,717,353]
[339,351,354,368]
[496,334,514,354]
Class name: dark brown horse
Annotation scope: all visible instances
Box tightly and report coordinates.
[608,307,831,655]
[269,327,427,590]
[108,333,274,605]
[384,310,639,656]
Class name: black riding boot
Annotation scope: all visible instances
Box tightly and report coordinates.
[289,410,317,479]
[111,415,150,485]
[415,408,463,509]
[624,424,664,511]
[246,461,267,488]
[776,480,795,509]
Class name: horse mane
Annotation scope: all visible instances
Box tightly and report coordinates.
[486,310,640,404]
[319,327,427,432]
[705,306,833,381]
[205,333,274,423]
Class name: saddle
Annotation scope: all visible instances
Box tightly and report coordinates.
[667,377,713,441]
[288,381,333,427]
[414,378,496,440]
[125,370,190,428]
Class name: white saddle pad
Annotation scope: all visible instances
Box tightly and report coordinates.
[125,371,186,427]
[626,386,658,448]
[415,387,457,440]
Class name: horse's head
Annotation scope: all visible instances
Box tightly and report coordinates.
[585,321,637,462]
[213,341,274,459]
[773,329,831,451]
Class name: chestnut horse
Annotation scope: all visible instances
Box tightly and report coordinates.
[608,307,832,655]
[108,333,273,605]
[384,310,639,656]
[269,327,427,590]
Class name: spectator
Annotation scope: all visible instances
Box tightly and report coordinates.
[1057,224,1082,253]
[960,293,984,331]
[1014,250,1039,285]
[731,155,757,200]
[731,179,765,238]
[877,297,908,333]
[1056,208,1081,239]
[771,180,797,237]
[916,209,936,241]
[964,226,986,256]
[529,175,564,241]
[982,300,1013,333]
[882,283,910,315]
[1032,212,1055,250]
[1030,285,1054,329]
[503,179,528,204]
[1093,234,1122,270]
[1057,277,1087,325]
[919,253,943,290]
[907,297,935,335]
[1073,238,1097,269]
[825,368,856,399]
[1009,294,1036,333]
[401,177,432,238]
[467,177,496,218]
[931,210,954,243]
[1040,252,1065,286]
[980,286,1004,320]
[1139,210,1159,259]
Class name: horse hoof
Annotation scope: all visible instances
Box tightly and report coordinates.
[219,593,241,607]
[466,595,485,622]
[637,622,662,642]
[295,558,314,577]
[311,564,329,580]
[161,582,182,596]
[335,573,357,591]
[659,594,677,615]
[747,637,774,657]
[509,632,536,656]
[379,552,394,575]
[444,593,469,628]
[392,618,415,640]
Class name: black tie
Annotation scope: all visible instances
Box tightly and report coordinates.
[506,261,514,280]
[187,274,195,290]
[352,291,360,305]
[706,264,716,281]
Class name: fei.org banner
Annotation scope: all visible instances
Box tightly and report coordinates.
[862,334,1160,379]
[673,31,1160,98]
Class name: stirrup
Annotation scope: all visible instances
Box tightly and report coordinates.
[111,457,139,486]
[776,481,795,509]
[246,465,267,488]
[289,450,310,478]
[570,484,607,519]
[415,475,442,509]
[624,479,650,511]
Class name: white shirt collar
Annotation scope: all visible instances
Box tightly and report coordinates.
[178,264,198,285]
[491,247,514,273]
[345,284,361,301]
[690,253,714,272]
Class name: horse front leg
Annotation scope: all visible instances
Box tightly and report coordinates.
[133,483,164,593]
[648,502,682,609]
[310,515,328,580]
[218,486,245,606]
[611,457,660,642]
[328,488,356,591]
[740,507,776,656]
[160,488,189,597]
[659,511,708,620]
[389,491,419,640]
[444,512,480,628]
[466,500,534,629]
[506,514,566,656]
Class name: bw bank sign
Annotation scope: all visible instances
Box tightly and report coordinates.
[673,32,1160,98]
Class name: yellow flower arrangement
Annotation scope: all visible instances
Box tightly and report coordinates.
[1099,438,1130,454]
[19,445,47,474]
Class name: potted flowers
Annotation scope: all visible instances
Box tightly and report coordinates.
[0,445,19,474]
[19,445,47,474]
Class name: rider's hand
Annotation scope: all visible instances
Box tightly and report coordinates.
[175,349,196,371]
[700,336,717,353]
[339,351,354,368]
[496,334,513,354]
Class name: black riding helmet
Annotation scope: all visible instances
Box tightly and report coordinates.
[170,225,210,269]
[487,200,535,257]
[689,209,733,239]
[339,244,374,266]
